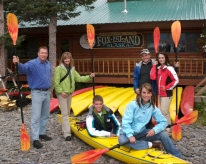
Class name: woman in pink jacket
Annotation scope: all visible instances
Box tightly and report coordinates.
[150,53,179,135]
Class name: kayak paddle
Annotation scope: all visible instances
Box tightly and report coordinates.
[172,117,182,140]
[71,134,146,164]
[7,13,30,151]
[153,27,160,55]
[171,20,181,117]
[176,110,198,125]
[153,27,160,108]
[71,111,197,163]
[169,110,198,140]
[86,24,95,97]
[171,20,181,140]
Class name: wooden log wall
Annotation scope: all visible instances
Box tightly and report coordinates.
[69,33,204,76]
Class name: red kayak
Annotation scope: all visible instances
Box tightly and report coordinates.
[180,86,194,115]
[50,98,59,113]
[72,85,104,97]
[9,91,31,97]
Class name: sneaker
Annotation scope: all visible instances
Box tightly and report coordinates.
[33,140,43,149]
[151,142,163,150]
[65,136,71,141]
[39,135,52,141]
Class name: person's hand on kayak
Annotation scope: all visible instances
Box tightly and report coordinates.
[110,133,117,137]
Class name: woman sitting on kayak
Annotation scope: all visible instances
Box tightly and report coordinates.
[118,83,181,158]
[86,95,121,137]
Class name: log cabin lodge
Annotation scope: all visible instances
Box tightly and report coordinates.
[6,0,206,87]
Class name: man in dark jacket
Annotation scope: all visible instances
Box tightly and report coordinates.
[86,95,121,137]
[133,49,157,95]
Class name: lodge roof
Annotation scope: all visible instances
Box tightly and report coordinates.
[23,0,206,28]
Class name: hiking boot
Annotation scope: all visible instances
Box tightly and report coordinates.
[152,142,163,150]
[33,140,43,149]
[39,135,52,141]
[65,136,71,141]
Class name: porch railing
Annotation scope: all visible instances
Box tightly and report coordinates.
[73,58,206,77]
[7,58,206,81]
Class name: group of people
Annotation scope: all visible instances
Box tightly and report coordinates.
[12,46,181,158]
[134,49,179,134]
[13,47,95,149]
[86,48,180,158]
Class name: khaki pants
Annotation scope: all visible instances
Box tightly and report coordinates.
[160,96,172,125]
[57,94,72,138]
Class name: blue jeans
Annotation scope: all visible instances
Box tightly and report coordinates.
[31,90,50,141]
[118,129,181,158]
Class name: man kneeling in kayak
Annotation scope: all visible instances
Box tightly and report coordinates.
[86,95,121,137]
[118,83,181,158]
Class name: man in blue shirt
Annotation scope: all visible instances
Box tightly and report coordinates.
[13,46,52,149]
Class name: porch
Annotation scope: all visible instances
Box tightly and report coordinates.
[7,58,206,86]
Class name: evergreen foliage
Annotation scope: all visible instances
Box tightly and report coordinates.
[4,0,96,26]
[0,32,25,48]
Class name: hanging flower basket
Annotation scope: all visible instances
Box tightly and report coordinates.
[197,26,206,52]
[202,45,206,52]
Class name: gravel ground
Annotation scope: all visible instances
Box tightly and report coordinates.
[0,104,206,164]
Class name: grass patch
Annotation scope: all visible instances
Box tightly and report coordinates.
[194,99,206,126]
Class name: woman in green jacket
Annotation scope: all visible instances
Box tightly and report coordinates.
[53,52,95,141]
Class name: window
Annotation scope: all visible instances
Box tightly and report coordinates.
[8,38,38,59]
[61,39,69,54]
[146,33,199,53]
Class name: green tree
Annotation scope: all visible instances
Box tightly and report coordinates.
[4,0,96,95]
[0,0,6,81]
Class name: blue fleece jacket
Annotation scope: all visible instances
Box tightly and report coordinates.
[122,100,168,138]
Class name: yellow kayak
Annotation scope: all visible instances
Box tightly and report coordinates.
[106,87,135,113]
[169,87,183,123]
[57,115,190,164]
[118,93,136,116]
[71,86,109,105]
[87,87,128,108]
[102,87,131,105]
[71,87,119,116]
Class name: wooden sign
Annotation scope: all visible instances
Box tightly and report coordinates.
[94,32,143,48]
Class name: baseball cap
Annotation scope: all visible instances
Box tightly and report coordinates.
[140,49,150,55]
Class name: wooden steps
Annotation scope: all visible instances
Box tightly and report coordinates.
[194,77,206,102]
